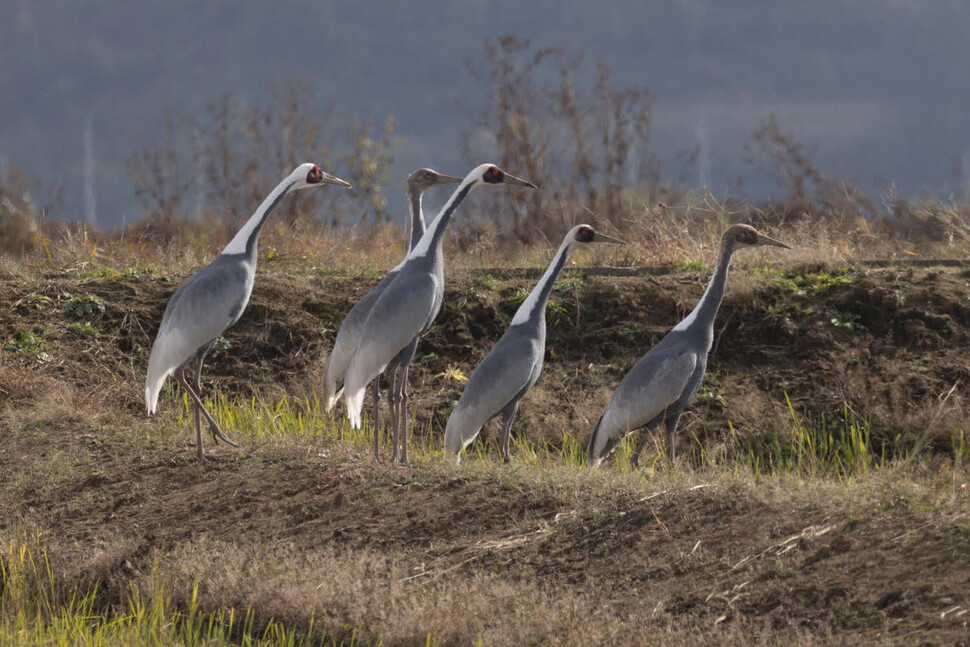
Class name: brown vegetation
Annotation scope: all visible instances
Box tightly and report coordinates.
[1,251,969,644]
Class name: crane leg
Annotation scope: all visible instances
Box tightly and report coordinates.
[630,428,649,468]
[388,382,400,464]
[178,364,234,462]
[397,362,412,465]
[194,351,239,448]
[372,374,382,433]
[498,401,519,464]
[180,363,208,463]
[630,413,665,468]
[664,412,682,465]
[372,374,382,461]
[389,339,418,466]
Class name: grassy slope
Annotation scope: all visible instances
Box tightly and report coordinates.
[0,258,969,645]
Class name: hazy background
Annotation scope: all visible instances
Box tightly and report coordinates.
[2,0,969,229]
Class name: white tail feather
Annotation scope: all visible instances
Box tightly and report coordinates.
[144,361,173,415]
[345,385,365,429]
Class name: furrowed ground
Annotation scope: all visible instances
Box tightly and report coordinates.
[1,250,969,645]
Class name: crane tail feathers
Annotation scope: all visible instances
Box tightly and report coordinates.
[323,333,355,412]
[345,386,365,429]
[443,407,480,458]
[144,366,171,415]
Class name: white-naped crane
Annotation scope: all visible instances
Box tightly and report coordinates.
[444,224,624,463]
[322,168,462,456]
[145,163,352,462]
[587,224,790,467]
[342,163,536,464]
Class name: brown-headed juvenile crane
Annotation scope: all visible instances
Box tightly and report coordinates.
[145,163,351,462]
[343,163,535,464]
[587,224,789,467]
[322,168,462,450]
[444,224,624,462]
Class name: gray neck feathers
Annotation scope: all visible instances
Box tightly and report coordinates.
[685,238,737,334]
[406,185,425,252]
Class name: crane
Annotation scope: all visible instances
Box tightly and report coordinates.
[342,163,535,464]
[587,224,789,468]
[444,224,624,462]
[145,163,351,462]
[322,168,462,455]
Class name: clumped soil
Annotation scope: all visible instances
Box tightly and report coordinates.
[1,262,969,644]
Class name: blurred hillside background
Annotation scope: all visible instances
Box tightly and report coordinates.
[2,0,970,249]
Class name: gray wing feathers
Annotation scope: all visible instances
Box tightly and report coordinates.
[322,271,397,409]
[342,271,439,425]
[145,259,250,414]
[444,333,541,454]
[592,346,698,458]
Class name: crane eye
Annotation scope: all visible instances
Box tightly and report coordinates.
[483,166,504,183]
[307,166,323,183]
[576,226,594,242]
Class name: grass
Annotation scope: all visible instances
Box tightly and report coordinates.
[0,537,325,646]
[171,388,951,480]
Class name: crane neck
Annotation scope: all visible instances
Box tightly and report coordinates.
[510,236,574,328]
[406,179,475,262]
[673,237,737,336]
[406,184,426,252]
[221,178,297,258]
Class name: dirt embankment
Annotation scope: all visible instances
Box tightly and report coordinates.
[3,263,967,456]
[1,263,969,644]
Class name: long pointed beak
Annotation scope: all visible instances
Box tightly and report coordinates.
[436,174,464,185]
[757,234,790,249]
[504,172,537,189]
[592,231,626,245]
[322,173,353,189]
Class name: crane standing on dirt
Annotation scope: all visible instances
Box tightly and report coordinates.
[145,163,352,463]
[444,224,625,463]
[587,224,790,468]
[323,168,463,451]
[342,164,536,465]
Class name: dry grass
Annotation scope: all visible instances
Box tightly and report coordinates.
[12,196,970,287]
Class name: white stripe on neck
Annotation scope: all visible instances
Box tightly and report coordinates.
[222,178,295,256]
[510,236,573,326]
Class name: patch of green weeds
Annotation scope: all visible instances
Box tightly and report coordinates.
[472,273,498,290]
[697,389,728,408]
[60,295,105,320]
[77,265,159,280]
[209,335,231,352]
[552,273,585,294]
[4,330,51,363]
[68,322,98,336]
[773,267,852,295]
[24,293,52,310]
[678,259,712,273]
[830,310,866,331]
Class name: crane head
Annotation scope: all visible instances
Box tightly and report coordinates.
[572,224,626,245]
[472,164,537,189]
[292,163,352,190]
[407,168,463,191]
[725,223,790,250]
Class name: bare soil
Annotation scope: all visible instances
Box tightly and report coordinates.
[1,262,969,645]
